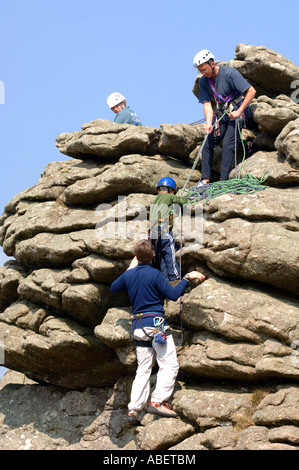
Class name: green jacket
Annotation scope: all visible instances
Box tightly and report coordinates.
[149,192,188,226]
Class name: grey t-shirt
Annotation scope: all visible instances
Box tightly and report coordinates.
[114,106,143,126]
[199,65,251,105]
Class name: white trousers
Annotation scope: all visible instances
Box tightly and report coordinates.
[128,328,179,411]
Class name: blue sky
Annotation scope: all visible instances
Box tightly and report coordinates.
[0,0,298,379]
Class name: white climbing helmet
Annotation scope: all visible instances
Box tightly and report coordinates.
[107,92,126,109]
[193,49,215,68]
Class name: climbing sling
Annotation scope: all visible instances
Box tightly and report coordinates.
[208,78,241,109]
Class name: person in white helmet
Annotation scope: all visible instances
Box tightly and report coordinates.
[107,92,143,126]
[192,49,256,187]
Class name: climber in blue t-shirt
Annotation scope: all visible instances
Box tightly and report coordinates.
[192,49,256,187]
[107,92,142,126]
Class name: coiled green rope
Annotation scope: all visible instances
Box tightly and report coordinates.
[185,172,270,206]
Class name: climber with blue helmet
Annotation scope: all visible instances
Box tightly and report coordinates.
[149,176,189,286]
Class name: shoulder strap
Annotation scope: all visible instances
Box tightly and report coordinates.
[208,78,238,104]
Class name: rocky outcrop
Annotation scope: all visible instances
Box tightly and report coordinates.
[275,117,299,168]
[0,44,298,450]
[251,95,299,136]
[56,121,205,163]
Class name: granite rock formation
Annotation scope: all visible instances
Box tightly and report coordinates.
[0,44,299,450]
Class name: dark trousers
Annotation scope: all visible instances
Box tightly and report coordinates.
[152,229,180,282]
[201,118,240,181]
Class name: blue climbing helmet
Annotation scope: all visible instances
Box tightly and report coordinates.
[156,177,177,192]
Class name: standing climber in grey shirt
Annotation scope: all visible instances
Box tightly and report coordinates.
[107,92,143,126]
[192,49,256,187]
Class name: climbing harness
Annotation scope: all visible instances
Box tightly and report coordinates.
[208,77,245,137]
[132,313,169,348]
[208,78,240,111]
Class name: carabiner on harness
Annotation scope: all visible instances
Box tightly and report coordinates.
[152,317,167,346]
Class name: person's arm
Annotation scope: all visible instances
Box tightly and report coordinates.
[183,271,206,282]
[204,102,214,134]
[110,272,127,293]
[229,86,256,120]
[127,256,138,270]
[114,108,127,124]
[110,256,138,292]
[171,194,189,206]
[156,271,206,301]
[198,77,214,135]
